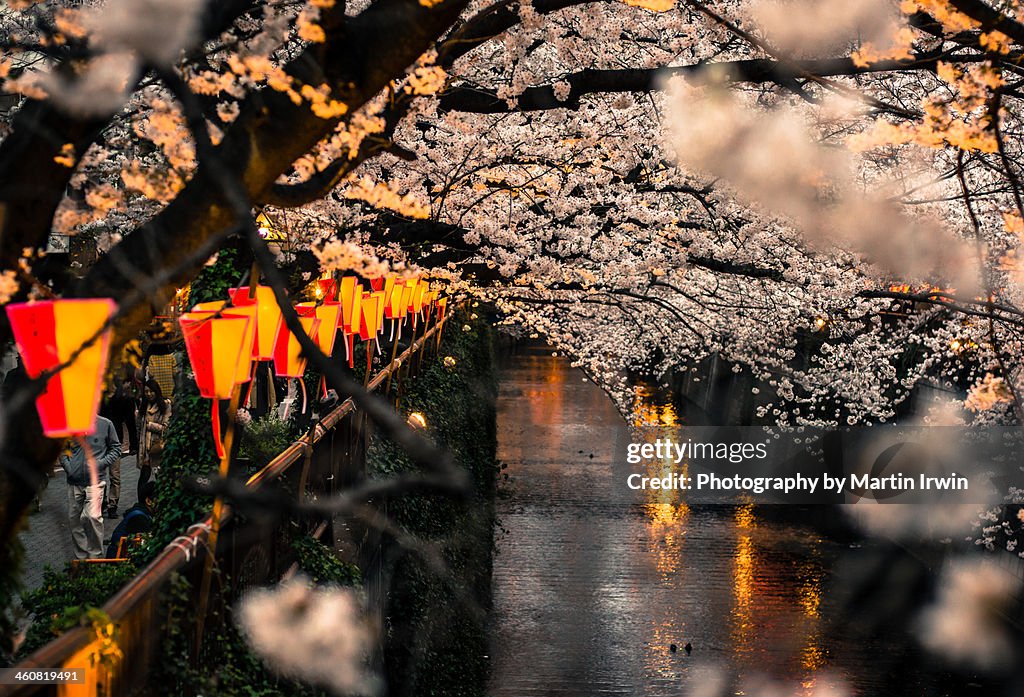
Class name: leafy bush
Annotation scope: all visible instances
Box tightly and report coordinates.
[291,535,361,587]
[238,413,293,469]
[18,562,138,657]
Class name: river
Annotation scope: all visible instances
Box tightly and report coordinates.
[487,346,904,697]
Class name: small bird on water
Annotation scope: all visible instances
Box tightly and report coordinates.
[669,644,677,653]
[684,642,692,655]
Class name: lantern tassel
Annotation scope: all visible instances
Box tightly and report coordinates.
[366,342,373,375]
[348,334,356,369]
[343,330,351,363]
[77,435,103,520]
[211,400,225,460]
[389,318,396,342]
[320,375,328,399]
[243,375,255,409]
[300,378,308,414]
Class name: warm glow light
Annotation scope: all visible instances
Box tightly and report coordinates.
[443,356,457,369]
[228,286,284,361]
[6,298,117,437]
[179,314,251,399]
[407,412,427,428]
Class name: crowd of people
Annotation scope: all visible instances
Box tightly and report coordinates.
[2,352,172,561]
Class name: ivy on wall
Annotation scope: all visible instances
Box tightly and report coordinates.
[368,307,499,697]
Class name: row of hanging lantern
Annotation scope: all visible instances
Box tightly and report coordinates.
[3,276,448,451]
[178,276,449,458]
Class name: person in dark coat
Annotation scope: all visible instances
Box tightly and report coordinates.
[106,482,156,559]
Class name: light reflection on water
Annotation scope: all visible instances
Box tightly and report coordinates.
[489,350,881,696]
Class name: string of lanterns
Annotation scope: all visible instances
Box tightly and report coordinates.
[5,276,450,462]
[182,274,448,456]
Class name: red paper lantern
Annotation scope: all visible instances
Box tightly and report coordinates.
[179,313,252,458]
[273,315,320,379]
[5,298,116,437]
[228,286,283,361]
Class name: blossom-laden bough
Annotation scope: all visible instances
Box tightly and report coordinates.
[4,0,1024,688]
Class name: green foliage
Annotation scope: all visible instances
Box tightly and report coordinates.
[147,386,221,557]
[187,243,248,307]
[238,413,293,469]
[18,562,137,657]
[367,307,498,697]
[291,535,361,587]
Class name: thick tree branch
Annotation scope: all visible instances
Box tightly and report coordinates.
[437,51,988,113]
[947,0,1024,46]
[0,0,261,277]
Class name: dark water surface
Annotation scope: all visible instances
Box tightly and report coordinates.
[487,347,888,697]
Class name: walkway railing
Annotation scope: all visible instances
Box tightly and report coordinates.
[1,319,445,697]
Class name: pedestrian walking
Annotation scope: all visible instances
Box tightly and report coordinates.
[59,415,121,559]
[101,368,140,456]
[137,380,171,500]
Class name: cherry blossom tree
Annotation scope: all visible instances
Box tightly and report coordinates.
[4,0,1024,668]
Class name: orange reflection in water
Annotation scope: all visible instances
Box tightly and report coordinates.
[634,382,690,680]
[641,495,689,679]
[798,558,827,675]
[631,382,830,691]
[525,352,565,426]
[632,383,680,431]
[731,504,757,659]
[730,503,830,690]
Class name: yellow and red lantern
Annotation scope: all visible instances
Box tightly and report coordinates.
[5,298,116,437]
[358,291,385,341]
[179,313,252,458]
[228,286,282,361]
[412,282,428,317]
[190,301,257,384]
[272,314,320,415]
[337,277,363,368]
[272,315,320,379]
[296,302,342,358]
[358,291,385,373]
[422,290,436,321]
[297,301,342,397]
[317,278,338,302]
[385,279,405,320]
